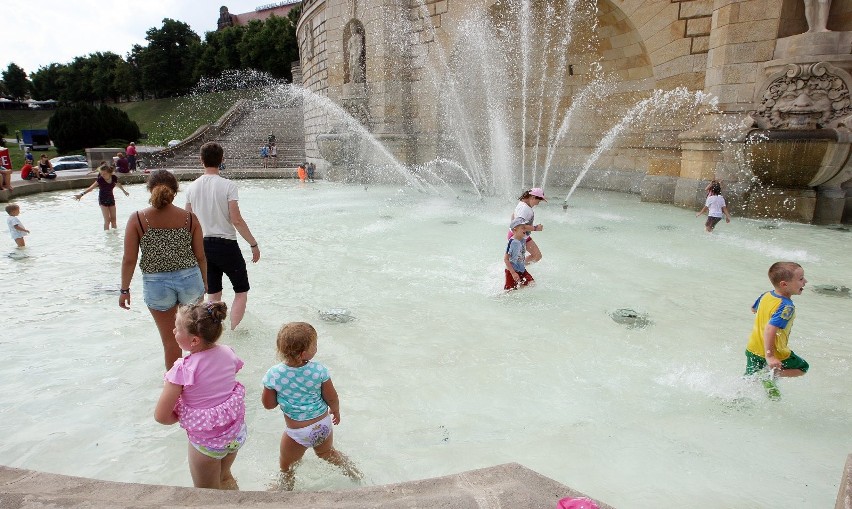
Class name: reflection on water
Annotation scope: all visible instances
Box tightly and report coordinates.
[2,181,851,508]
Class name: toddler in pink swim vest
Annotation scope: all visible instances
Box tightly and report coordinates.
[154,301,246,490]
[262,322,362,490]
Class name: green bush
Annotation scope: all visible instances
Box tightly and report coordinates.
[48,103,141,153]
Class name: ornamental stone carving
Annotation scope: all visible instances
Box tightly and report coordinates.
[750,62,852,130]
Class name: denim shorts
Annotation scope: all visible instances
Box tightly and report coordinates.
[142,266,205,312]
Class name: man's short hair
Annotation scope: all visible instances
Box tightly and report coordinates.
[200,142,224,167]
[5,204,20,215]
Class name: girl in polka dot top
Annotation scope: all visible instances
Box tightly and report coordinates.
[154,301,246,489]
[262,322,362,490]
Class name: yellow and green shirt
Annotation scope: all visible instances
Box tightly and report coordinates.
[746,290,795,360]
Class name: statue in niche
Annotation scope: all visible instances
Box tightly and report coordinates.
[749,62,852,129]
[301,19,314,60]
[804,0,831,32]
[346,29,366,84]
[217,6,234,30]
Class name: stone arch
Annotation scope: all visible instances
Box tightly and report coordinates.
[437,0,660,166]
[343,19,366,84]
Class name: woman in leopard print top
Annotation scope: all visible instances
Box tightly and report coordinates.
[120,170,208,369]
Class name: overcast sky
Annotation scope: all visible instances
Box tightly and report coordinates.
[1,1,271,76]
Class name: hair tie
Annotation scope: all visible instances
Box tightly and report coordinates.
[205,303,222,323]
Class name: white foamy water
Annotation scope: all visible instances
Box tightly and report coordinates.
[2,181,851,508]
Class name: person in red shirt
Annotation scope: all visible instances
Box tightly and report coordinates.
[20,163,40,181]
[126,142,138,171]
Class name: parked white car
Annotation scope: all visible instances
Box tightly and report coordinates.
[167,140,181,148]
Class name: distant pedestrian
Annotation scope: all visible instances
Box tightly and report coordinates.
[270,144,277,168]
[307,162,316,182]
[126,142,138,171]
[260,145,269,168]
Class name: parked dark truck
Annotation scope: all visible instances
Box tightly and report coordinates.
[20,129,51,150]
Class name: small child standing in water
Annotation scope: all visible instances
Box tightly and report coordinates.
[696,181,731,232]
[75,162,129,230]
[262,322,362,490]
[504,217,535,291]
[155,301,247,490]
[6,204,30,247]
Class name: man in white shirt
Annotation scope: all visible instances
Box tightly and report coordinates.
[185,142,261,330]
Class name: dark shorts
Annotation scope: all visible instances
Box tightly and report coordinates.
[99,197,116,207]
[127,155,136,170]
[203,237,250,294]
[705,216,722,229]
[744,350,809,375]
[504,269,534,290]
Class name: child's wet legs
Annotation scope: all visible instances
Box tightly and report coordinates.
[108,205,118,229]
[187,443,223,489]
[314,432,363,481]
[220,451,239,490]
[525,238,542,264]
[279,433,308,490]
[99,205,111,230]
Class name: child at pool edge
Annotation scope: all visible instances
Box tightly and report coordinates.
[154,301,247,490]
[6,204,30,247]
[262,322,362,490]
[504,217,535,290]
[696,181,731,232]
[744,261,809,380]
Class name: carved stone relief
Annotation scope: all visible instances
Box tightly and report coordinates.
[344,20,366,84]
[301,17,314,61]
[750,62,852,130]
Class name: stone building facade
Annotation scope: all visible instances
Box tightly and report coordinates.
[296,0,852,223]
[217,1,302,30]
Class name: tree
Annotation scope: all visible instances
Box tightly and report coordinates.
[2,63,30,101]
[238,14,300,81]
[48,103,140,153]
[138,18,202,97]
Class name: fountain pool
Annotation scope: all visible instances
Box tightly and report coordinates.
[2,180,850,508]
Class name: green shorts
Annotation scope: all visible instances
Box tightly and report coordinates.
[745,350,809,375]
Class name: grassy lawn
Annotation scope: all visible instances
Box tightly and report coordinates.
[0,89,247,156]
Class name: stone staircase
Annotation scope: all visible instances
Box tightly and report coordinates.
[147,98,305,170]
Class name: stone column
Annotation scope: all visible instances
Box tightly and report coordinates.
[676,0,783,211]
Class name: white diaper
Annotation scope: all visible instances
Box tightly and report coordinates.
[286,414,332,448]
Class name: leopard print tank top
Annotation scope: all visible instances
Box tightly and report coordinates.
[138,211,198,274]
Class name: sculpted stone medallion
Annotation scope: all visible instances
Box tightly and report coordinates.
[750,62,852,130]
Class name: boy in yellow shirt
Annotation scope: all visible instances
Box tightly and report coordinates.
[745,262,810,383]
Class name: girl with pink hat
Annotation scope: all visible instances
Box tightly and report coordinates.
[508,187,546,264]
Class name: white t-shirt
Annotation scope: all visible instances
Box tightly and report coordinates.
[7,216,26,239]
[185,174,239,240]
[513,201,534,226]
[705,195,726,218]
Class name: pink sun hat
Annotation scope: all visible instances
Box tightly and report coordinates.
[529,187,547,201]
[556,497,600,509]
